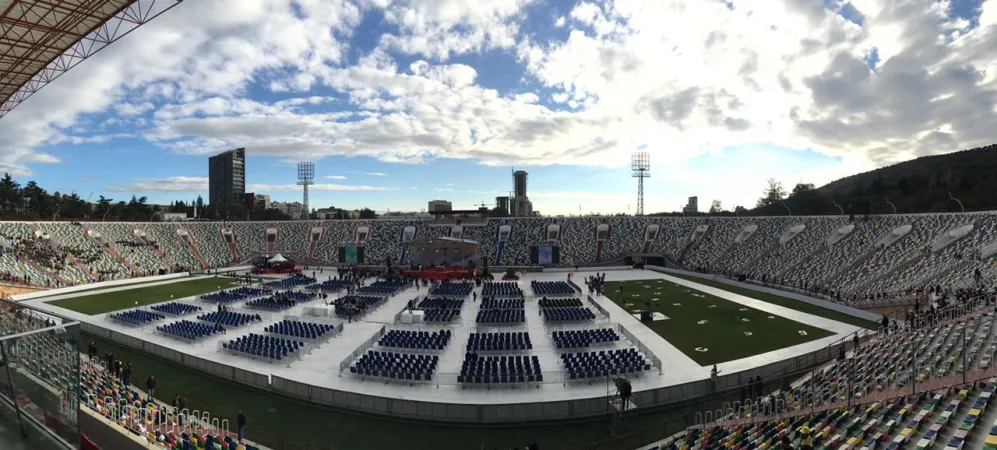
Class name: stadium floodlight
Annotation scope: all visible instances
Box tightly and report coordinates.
[631,152,650,216]
[297,162,315,220]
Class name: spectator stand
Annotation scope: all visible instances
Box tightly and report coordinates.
[429,281,474,298]
[106,309,167,327]
[218,332,307,367]
[149,301,203,317]
[268,314,344,347]
[481,281,524,298]
[338,325,387,375]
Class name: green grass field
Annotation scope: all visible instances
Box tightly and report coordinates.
[664,273,879,329]
[48,277,241,315]
[602,278,835,365]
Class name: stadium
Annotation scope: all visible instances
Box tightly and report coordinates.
[3,1,997,450]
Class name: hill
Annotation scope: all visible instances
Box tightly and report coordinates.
[747,143,997,216]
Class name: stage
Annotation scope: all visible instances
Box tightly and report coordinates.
[402,266,475,281]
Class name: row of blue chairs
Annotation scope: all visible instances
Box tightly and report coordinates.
[482,282,523,297]
[197,311,261,327]
[459,355,542,383]
[418,297,464,309]
[157,320,219,341]
[378,330,452,350]
[467,332,532,351]
[431,281,474,297]
[424,309,461,323]
[200,287,263,303]
[109,310,165,325]
[359,280,409,295]
[561,349,650,379]
[351,351,439,380]
[552,328,620,349]
[543,307,596,323]
[531,281,576,296]
[265,320,337,340]
[480,298,525,310]
[245,297,297,311]
[273,290,314,302]
[476,309,525,324]
[223,333,304,361]
[150,302,202,316]
[306,279,350,292]
[538,298,583,308]
[263,276,316,289]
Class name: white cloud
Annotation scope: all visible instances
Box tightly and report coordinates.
[325,175,347,180]
[106,176,393,193]
[2,0,995,213]
[364,172,388,176]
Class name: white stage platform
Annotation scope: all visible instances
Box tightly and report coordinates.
[25,269,862,407]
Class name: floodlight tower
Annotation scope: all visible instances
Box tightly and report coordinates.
[631,152,650,216]
[297,162,315,220]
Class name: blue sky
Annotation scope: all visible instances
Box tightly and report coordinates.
[1,0,994,215]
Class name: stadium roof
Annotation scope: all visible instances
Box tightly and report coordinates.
[0,0,182,119]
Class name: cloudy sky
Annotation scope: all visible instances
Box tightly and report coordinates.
[1,0,995,215]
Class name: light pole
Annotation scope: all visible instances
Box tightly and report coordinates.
[884,197,897,214]
[150,211,163,222]
[781,202,792,216]
[948,192,965,213]
[832,201,844,215]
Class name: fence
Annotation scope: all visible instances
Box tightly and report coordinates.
[337,325,386,374]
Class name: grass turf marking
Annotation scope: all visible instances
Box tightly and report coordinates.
[603,279,835,365]
[664,273,879,329]
[49,277,241,315]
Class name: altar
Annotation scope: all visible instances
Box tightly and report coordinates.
[304,305,335,318]
[399,310,425,324]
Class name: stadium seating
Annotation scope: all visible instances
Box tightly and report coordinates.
[358,280,409,295]
[430,281,474,297]
[561,348,651,379]
[245,296,298,311]
[265,319,337,340]
[538,298,584,308]
[552,328,619,349]
[305,279,350,292]
[156,320,220,341]
[262,276,315,289]
[150,302,202,316]
[184,222,230,268]
[466,332,533,352]
[531,280,577,296]
[378,329,452,350]
[418,297,464,310]
[143,224,204,270]
[480,298,525,309]
[423,309,461,322]
[482,282,523,297]
[222,333,304,363]
[108,310,166,326]
[541,307,595,323]
[476,309,526,324]
[200,287,266,303]
[86,222,171,274]
[350,350,440,381]
[458,354,543,384]
[196,311,262,327]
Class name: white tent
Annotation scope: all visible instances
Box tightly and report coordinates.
[268,254,288,263]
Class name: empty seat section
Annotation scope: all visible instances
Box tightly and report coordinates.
[466,332,532,351]
[378,329,452,350]
[458,354,543,384]
[349,350,439,381]
[552,328,619,349]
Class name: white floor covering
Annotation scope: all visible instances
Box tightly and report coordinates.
[23,268,861,406]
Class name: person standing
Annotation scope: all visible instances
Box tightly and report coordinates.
[145,375,156,399]
[237,409,246,442]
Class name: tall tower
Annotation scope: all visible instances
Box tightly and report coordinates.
[513,170,528,197]
[510,170,532,217]
[297,162,314,220]
[631,152,650,216]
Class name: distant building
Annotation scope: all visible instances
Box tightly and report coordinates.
[243,193,270,211]
[428,200,452,212]
[208,148,246,207]
[271,201,305,219]
[495,196,509,213]
[510,171,533,217]
[683,196,698,215]
[160,212,189,221]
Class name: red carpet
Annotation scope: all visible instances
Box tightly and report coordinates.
[402,267,475,281]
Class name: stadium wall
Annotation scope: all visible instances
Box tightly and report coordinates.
[79,408,148,450]
[645,266,880,322]
[11,266,253,302]
[79,319,854,424]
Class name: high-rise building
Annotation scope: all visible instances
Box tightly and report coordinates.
[513,170,528,197]
[495,196,510,213]
[683,196,698,215]
[428,200,452,212]
[208,148,246,207]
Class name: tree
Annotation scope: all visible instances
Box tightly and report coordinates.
[756,178,787,208]
[709,200,723,214]
[358,208,376,219]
